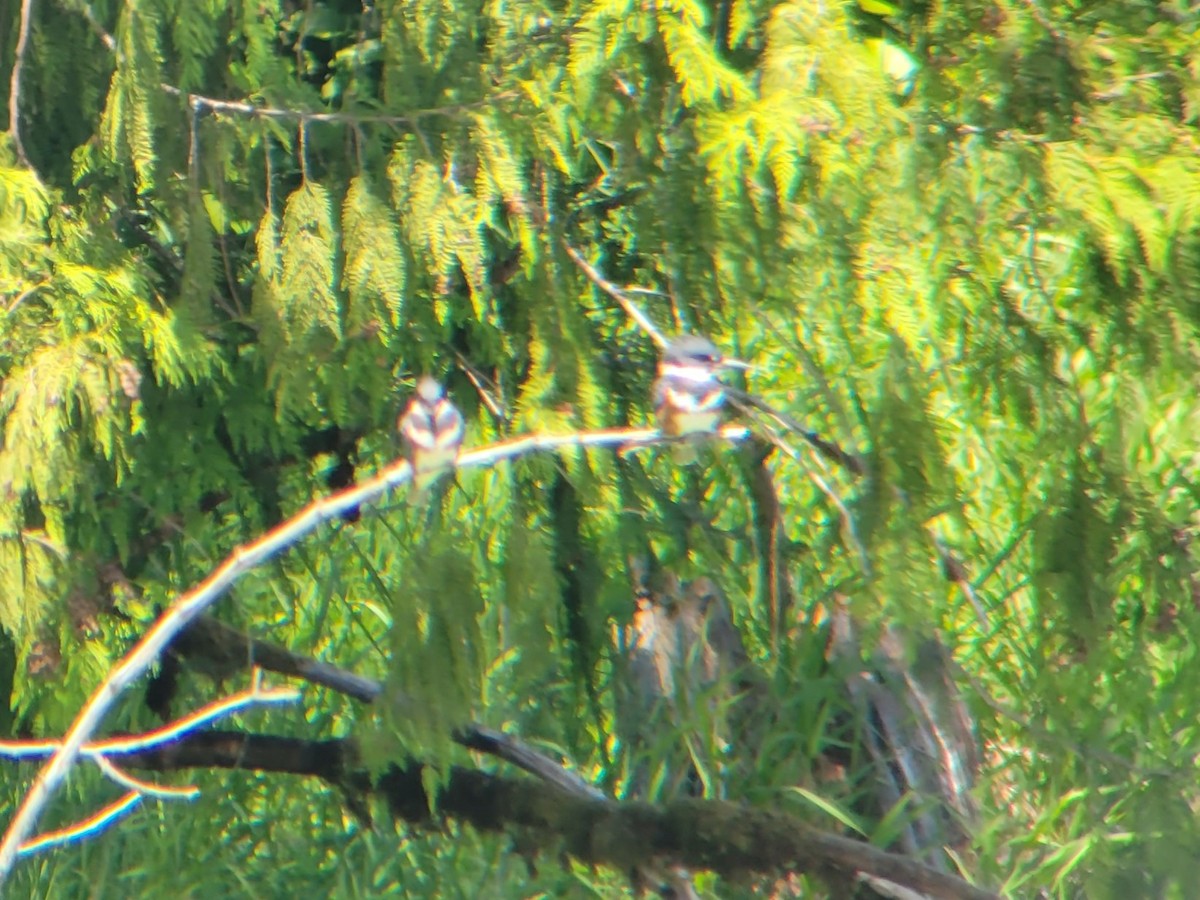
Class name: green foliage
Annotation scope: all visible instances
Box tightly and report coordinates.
[101,3,166,194]
[1,0,1200,896]
[365,539,485,777]
[342,176,405,335]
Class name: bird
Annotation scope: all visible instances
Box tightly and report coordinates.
[653,334,748,462]
[397,377,465,500]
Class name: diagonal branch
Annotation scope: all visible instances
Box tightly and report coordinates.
[15,793,141,859]
[154,614,608,799]
[0,424,749,881]
[62,0,115,52]
[727,387,865,476]
[562,241,670,349]
[728,395,873,578]
[90,756,197,801]
[451,725,606,801]
[153,614,382,704]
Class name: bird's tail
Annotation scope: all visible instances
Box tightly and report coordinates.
[670,437,701,465]
[406,470,439,505]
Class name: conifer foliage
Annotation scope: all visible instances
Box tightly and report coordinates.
[2,0,1200,896]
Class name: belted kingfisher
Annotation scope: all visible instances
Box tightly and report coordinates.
[398,377,465,498]
[653,335,748,462]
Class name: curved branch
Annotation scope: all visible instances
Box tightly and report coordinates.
[149,614,608,799]
[0,424,749,881]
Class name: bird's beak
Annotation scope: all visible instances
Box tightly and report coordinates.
[721,357,752,371]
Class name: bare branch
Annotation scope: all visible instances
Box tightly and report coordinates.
[100,684,301,756]
[727,387,865,476]
[155,615,381,703]
[0,683,299,860]
[7,0,35,167]
[453,351,509,425]
[0,424,749,880]
[562,241,670,349]
[5,281,49,316]
[116,731,1000,900]
[0,683,301,762]
[154,615,609,801]
[64,0,117,52]
[728,396,872,577]
[453,725,607,801]
[163,85,518,130]
[16,793,141,859]
[0,682,298,857]
[91,756,198,801]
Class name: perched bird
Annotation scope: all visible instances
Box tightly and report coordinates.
[397,377,465,500]
[653,334,748,462]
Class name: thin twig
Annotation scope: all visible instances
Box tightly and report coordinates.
[729,397,872,578]
[5,281,49,315]
[67,0,117,52]
[64,0,516,133]
[0,424,749,881]
[0,685,299,862]
[562,241,669,348]
[749,309,861,443]
[99,685,300,755]
[929,532,989,627]
[453,725,606,801]
[162,85,519,129]
[728,387,865,476]
[16,793,141,859]
[92,756,198,801]
[970,517,1035,592]
[453,350,508,424]
[0,683,300,760]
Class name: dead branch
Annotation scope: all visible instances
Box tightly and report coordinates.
[115,729,999,900]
